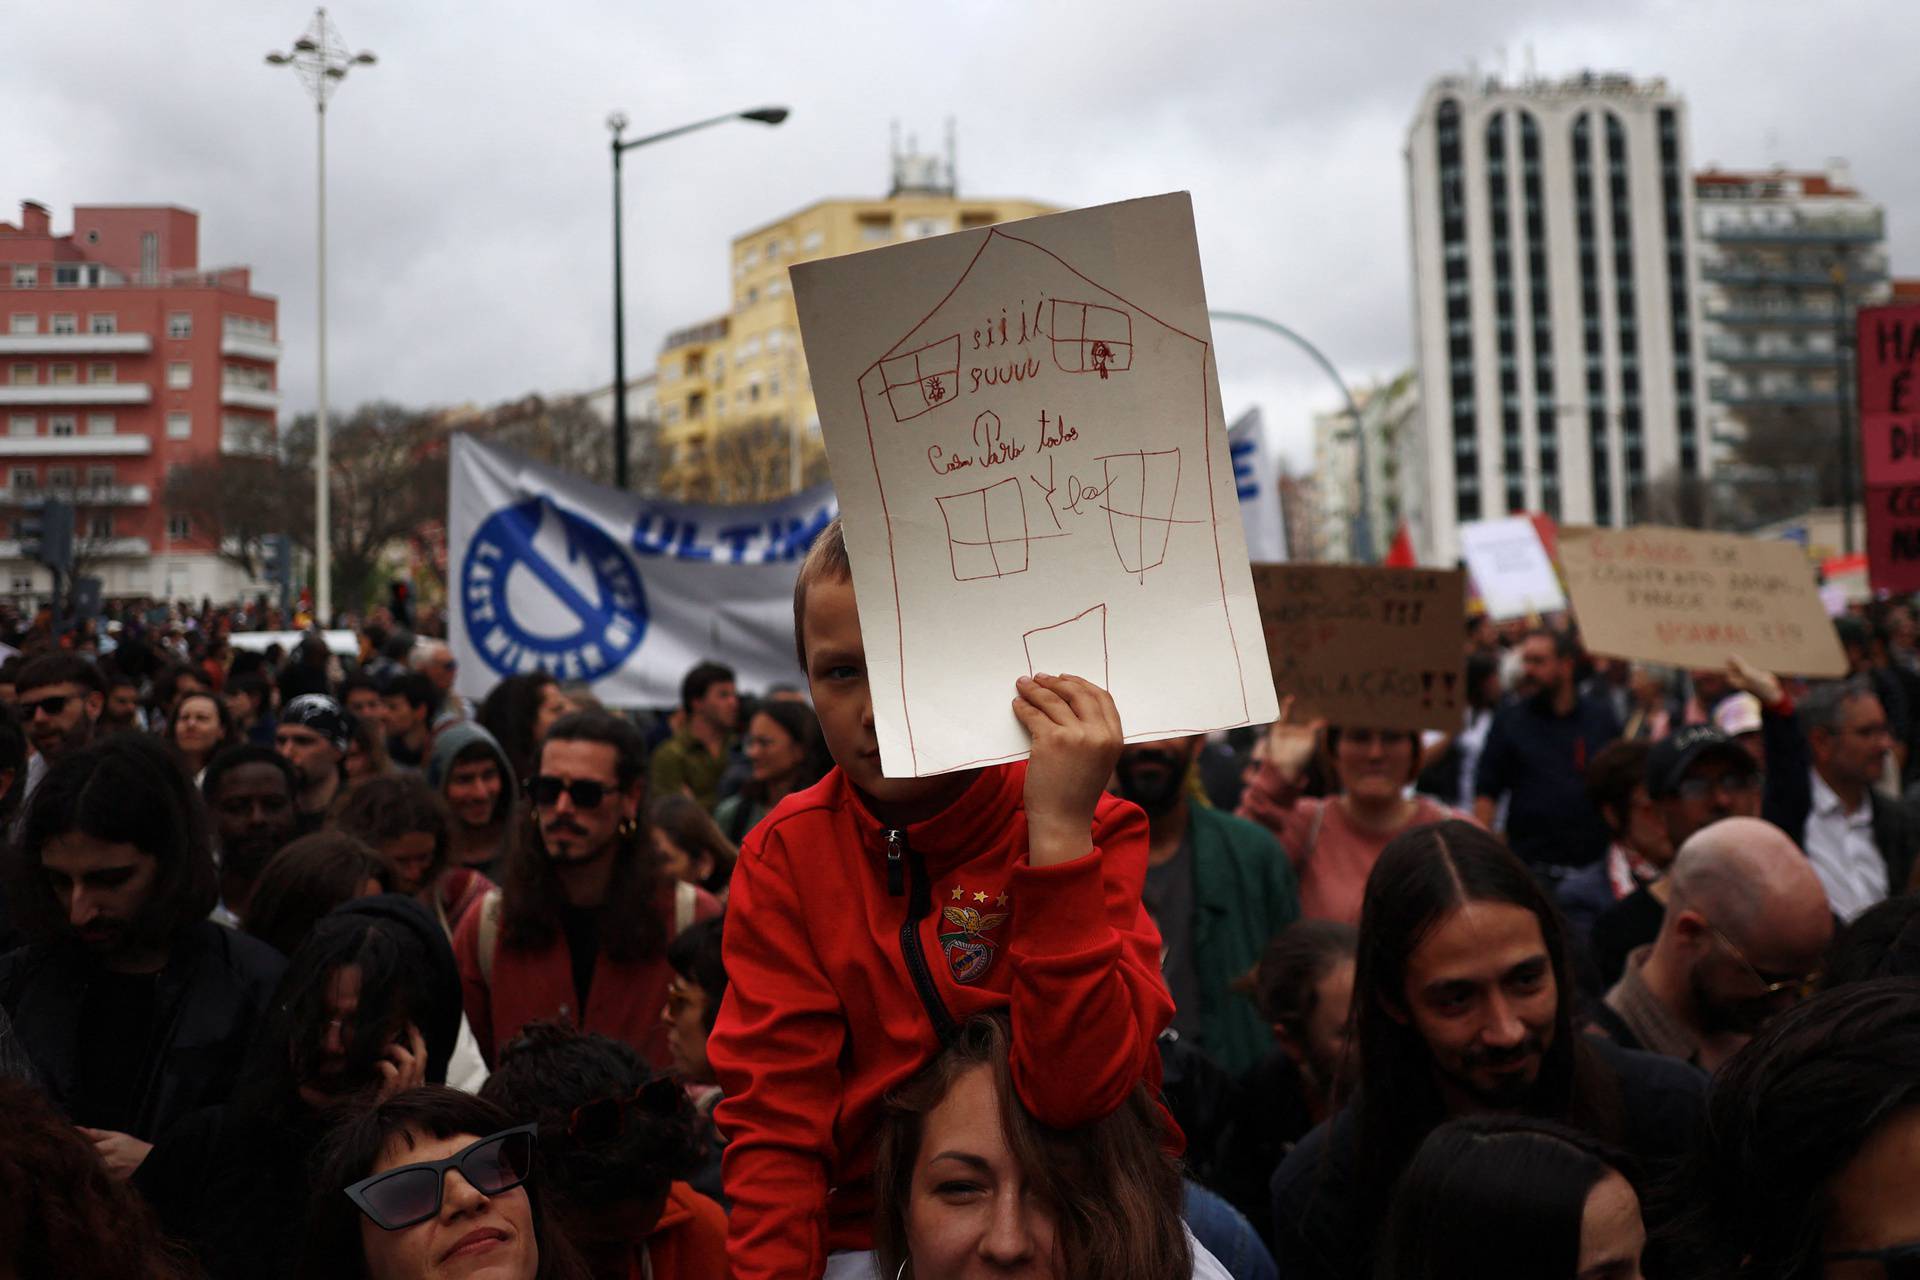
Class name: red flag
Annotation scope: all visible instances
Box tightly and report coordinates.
[1383,519,1417,567]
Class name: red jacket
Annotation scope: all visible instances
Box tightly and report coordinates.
[630,1180,730,1280]
[451,882,720,1069]
[709,763,1172,1280]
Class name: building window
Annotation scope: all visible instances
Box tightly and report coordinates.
[49,363,75,386]
[48,467,74,492]
[8,415,32,437]
[50,415,75,438]
[166,412,191,439]
[9,364,34,386]
[88,313,116,334]
[9,314,36,335]
[167,361,191,389]
[746,286,758,304]
[10,266,35,288]
[858,214,892,243]
[167,312,193,339]
[140,232,159,281]
[87,466,114,488]
[89,512,113,541]
[167,515,191,540]
[1436,97,1477,506]
[803,230,824,252]
[9,575,30,594]
[11,469,35,492]
[87,413,114,435]
[87,362,113,384]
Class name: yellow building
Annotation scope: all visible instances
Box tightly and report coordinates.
[654,152,1054,500]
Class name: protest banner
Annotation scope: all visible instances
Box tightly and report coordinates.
[1251,564,1466,732]
[1859,304,1920,594]
[1459,515,1566,619]
[1229,407,1288,563]
[446,435,835,708]
[1557,524,1846,677]
[791,192,1278,777]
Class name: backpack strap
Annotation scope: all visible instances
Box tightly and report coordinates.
[476,889,502,986]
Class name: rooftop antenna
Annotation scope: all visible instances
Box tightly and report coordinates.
[1524,42,1537,83]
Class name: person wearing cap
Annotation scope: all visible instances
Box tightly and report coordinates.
[275,694,354,835]
[1713,692,1766,767]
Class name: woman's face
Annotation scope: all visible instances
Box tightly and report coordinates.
[651,828,707,886]
[358,1128,538,1280]
[745,712,805,785]
[905,1064,1058,1280]
[1334,728,1413,803]
[1822,1105,1920,1279]
[173,695,224,755]
[532,684,575,742]
[1577,1170,1645,1280]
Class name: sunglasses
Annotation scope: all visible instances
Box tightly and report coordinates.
[19,693,72,719]
[566,1078,684,1146]
[1701,917,1816,998]
[1826,1243,1920,1279]
[344,1124,537,1232]
[525,775,610,809]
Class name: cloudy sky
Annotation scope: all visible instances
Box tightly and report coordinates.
[8,0,1913,472]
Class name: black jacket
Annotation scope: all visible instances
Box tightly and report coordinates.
[0,919,284,1141]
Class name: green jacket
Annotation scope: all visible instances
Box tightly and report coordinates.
[649,730,732,812]
[1184,803,1300,1077]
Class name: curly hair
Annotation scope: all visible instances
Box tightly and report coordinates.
[0,1079,197,1279]
[333,773,451,888]
[479,1020,706,1211]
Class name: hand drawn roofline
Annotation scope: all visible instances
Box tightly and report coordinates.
[858,227,1209,382]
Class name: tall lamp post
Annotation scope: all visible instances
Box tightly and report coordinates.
[609,106,789,490]
[268,8,374,625]
[1210,310,1377,563]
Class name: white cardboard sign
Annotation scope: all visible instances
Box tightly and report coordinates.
[792,192,1278,777]
[1460,515,1567,620]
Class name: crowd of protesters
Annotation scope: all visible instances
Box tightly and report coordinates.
[7,547,1920,1277]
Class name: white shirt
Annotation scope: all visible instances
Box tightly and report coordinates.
[1804,768,1888,922]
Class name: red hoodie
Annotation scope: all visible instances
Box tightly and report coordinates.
[709,762,1172,1280]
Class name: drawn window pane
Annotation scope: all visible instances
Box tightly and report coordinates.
[1100,449,1182,576]
[1048,299,1134,378]
[935,476,1029,581]
[878,334,961,423]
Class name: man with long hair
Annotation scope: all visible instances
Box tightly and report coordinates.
[1269,819,1705,1280]
[0,734,285,1170]
[453,710,719,1069]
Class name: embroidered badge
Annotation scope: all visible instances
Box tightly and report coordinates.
[939,900,1009,984]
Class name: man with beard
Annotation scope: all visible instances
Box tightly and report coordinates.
[0,734,284,1173]
[96,667,145,736]
[14,653,105,804]
[275,694,352,834]
[1112,735,1298,1076]
[452,709,720,1067]
[1473,628,1621,876]
[1270,820,1705,1280]
[201,746,300,926]
[1593,817,1830,1072]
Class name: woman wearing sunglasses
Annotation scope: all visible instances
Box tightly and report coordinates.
[301,1086,589,1280]
[1659,978,1920,1279]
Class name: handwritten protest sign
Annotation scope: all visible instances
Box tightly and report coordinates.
[791,193,1277,777]
[1858,305,1920,594]
[1557,525,1846,677]
[1251,564,1466,733]
[1459,516,1566,619]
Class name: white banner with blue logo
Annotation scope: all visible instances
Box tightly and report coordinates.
[448,434,836,708]
[1228,407,1288,563]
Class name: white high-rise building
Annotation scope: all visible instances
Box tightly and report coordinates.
[1407,72,1706,562]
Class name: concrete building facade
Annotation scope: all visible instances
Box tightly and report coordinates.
[0,200,279,603]
[1407,72,1706,561]
[1312,371,1421,562]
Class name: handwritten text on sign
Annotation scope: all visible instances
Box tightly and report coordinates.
[1859,305,1920,594]
[1251,564,1467,733]
[1557,525,1846,678]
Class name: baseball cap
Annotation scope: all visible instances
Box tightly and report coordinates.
[1713,692,1764,738]
[1646,724,1756,799]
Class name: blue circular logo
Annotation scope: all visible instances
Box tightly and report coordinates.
[461,497,648,682]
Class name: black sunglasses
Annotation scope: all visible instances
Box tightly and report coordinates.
[566,1077,684,1145]
[344,1124,537,1231]
[19,693,71,719]
[1827,1244,1920,1279]
[524,775,609,809]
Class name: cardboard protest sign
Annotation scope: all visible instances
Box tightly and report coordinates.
[1557,525,1846,678]
[1459,516,1566,619]
[791,193,1278,777]
[1858,305,1920,594]
[1251,564,1467,732]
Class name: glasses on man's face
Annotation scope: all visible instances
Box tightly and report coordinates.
[1701,917,1815,999]
[566,1077,684,1146]
[1674,773,1763,803]
[525,775,609,810]
[19,693,71,720]
[1825,1242,1920,1279]
[343,1125,536,1232]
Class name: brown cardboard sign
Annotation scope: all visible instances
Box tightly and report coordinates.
[1557,525,1846,677]
[1251,564,1467,733]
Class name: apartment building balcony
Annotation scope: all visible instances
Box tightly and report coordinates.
[1704,341,1841,368]
[0,434,152,456]
[0,484,151,507]
[219,383,281,411]
[0,333,152,356]
[1703,262,1888,288]
[0,382,151,406]
[1705,306,1840,328]
[219,333,283,361]
[0,536,150,559]
[1708,379,1841,409]
[1709,213,1884,246]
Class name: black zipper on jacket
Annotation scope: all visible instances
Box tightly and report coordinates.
[886,828,958,1044]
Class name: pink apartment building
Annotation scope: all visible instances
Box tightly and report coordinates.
[0,199,279,603]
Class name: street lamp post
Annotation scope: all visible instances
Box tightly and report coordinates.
[1210,310,1377,563]
[608,106,789,490]
[268,7,374,626]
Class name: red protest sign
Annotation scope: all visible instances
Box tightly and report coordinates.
[1859,305,1920,593]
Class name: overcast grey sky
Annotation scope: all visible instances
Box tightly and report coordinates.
[9,0,1913,472]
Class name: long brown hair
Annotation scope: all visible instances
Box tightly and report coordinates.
[872,1016,1190,1280]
